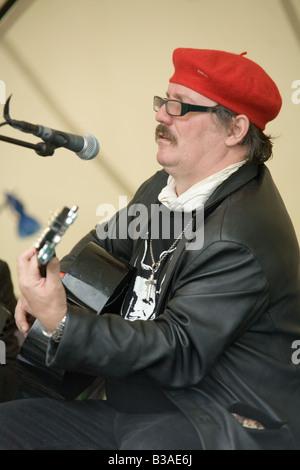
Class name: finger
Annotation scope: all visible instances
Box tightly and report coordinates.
[17,247,37,279]
[15,296,31,336]
[45,256,61,283]
[17,247,42,286]
[17,246,37,271]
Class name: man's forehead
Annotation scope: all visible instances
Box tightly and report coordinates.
[166,83,218,106]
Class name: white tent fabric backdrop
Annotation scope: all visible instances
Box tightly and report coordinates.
[0,0,299,293]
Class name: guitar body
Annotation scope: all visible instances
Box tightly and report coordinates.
[62,242,134,315]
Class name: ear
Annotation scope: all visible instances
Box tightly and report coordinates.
[225,115,250,147]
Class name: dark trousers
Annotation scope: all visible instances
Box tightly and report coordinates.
[0,362,19,403]
[0,398,200,450]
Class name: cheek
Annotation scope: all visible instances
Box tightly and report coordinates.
[175,115,222,152]
[189,121,223,147]
[177,128,204,154]
[177,126,224,165]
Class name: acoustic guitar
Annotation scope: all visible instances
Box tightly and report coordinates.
[17,206,135,400]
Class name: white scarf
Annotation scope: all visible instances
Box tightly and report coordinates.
[158,161,246,211]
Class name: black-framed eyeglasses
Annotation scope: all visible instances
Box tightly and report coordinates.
[153,96,218,117]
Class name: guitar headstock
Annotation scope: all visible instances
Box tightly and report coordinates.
[34,205,78,265]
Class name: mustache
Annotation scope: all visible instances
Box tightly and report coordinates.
[155,124,177,145]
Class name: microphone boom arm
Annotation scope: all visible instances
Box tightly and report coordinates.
[1,95,99,159]
[0,95,56,156]
[0,133,56,156]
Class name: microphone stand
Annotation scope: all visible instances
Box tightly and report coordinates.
[0,96,58,156]
[0,133,56,156]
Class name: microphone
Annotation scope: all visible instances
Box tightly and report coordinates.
[3,96,100,160]
[34,126,99,160]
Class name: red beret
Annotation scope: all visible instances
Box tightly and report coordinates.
[169,48,282,130]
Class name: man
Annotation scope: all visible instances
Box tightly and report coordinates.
[0,48,299,450]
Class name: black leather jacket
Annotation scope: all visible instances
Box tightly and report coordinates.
[47,162,300,449]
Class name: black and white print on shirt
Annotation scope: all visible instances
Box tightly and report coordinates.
[122,238,175,322]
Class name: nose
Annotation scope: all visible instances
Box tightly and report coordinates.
[155,104,173,126]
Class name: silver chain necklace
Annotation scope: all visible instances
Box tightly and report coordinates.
[145,218,193,301]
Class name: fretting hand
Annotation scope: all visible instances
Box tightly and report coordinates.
[15,247,67,336]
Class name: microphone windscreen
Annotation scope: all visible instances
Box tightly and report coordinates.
[77,134,100,160]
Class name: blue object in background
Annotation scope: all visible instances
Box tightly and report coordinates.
[5,193,41,238]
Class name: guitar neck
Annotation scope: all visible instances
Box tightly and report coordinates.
[34,205,78,270]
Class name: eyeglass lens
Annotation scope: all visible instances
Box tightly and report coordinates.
[153,96,181,116]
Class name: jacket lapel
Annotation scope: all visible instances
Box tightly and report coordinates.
[205,161,259,212]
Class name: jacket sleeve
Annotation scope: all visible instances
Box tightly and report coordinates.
[46,240,269,389]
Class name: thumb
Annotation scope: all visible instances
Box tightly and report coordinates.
[45,256,61,281]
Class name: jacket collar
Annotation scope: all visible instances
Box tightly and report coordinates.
[204,161,260,214]
[158,162,260,213]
